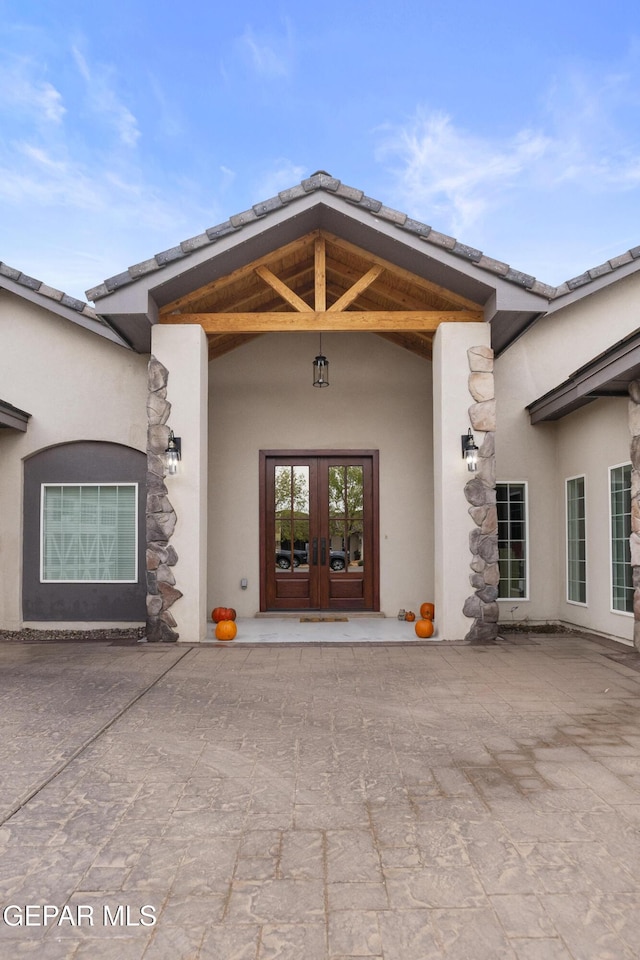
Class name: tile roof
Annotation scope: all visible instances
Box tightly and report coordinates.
[85,172,640,305]
[0,261,101,322]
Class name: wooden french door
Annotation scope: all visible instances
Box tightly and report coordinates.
[260,451,379,611]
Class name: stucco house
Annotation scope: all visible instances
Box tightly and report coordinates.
[2,172,640,646]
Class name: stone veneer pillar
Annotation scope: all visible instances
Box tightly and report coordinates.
[463,346,499,643]
[146,357,181,641]
[433,322,492,640]
[150,324,209,643]
[628,380,640,651]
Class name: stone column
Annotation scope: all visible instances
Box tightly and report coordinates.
[151,324,209,643]
[433,322,492,640]
[463,347,499,643]
[146,358,181,641]
[628,380,640,650]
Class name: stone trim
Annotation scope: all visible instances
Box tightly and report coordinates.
[463,346,499,643]
[629,380,640,650]
[146,357,181,641]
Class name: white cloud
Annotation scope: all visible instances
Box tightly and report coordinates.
[238,21,294,78]
[378,78,640,240]
[0,59,65,123]
[378,111,550,235]
[71,45,140,147]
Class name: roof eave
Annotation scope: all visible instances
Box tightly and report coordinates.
[527,326,640,423]
[545,256,640,315]
[0,274,130,348]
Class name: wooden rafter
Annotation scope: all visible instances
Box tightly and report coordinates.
[322,232,482,311]
[254,265,309,312]
[160,232,319,317]
[315,236,326,311]
[328,264,384,313]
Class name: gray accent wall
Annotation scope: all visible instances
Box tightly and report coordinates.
[23,442,146,621]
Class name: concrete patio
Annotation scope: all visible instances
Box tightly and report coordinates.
[1,631,640,959]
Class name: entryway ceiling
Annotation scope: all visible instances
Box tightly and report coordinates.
[159,230,483,361]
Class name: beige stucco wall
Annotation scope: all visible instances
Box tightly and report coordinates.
[0,290,148,630]
[495,274,639,641]
[207,332,434,618]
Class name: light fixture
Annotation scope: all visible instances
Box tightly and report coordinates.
[461,428,479,472]
[164,430,182,475]
[312,332,329,388]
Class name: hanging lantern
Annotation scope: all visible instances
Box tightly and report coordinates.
[312,332,329,387]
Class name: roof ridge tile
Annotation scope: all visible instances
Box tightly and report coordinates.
[302,173,340,192]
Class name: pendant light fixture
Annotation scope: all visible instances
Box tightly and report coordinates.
[312,332,329,387]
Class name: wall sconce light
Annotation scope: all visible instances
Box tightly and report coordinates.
[164,430,182,475]
[461,428,479,472]
[312,332,329,388]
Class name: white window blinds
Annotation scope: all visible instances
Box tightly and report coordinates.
[41,484,137,582]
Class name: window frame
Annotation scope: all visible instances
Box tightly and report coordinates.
[40,482,139,585]
[565,474,587,607]
[496,480,529,602]
[609,462,634,617]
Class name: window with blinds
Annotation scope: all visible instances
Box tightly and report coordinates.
[566,476,587,605]
[41,484,137,582]
[609,464,633,614]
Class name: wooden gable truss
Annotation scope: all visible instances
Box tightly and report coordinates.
[159,231,483,361]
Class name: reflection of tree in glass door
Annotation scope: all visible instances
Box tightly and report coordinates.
[274,466,310,570]
[328,466,364,573]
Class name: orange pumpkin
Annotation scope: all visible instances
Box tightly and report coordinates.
[420,602,435,620]
[212,607,236,623]
[404,611,416,622]
[415,618,435,639]
[215,620,237,641]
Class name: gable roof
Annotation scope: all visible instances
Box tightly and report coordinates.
[87,172,561,355]
[0,261,128,347]
[87,172,560,304]
[86,172,640,357]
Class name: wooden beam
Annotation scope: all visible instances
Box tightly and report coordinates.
[324,232,482,311]
[164,310,482,333]
[328,264,384,313]
[160,231,319,316]
[314,236,326,311]
[254,265,309,312]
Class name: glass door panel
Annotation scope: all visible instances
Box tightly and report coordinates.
[262,454,377,611]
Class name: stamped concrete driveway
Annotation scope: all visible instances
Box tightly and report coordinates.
[1,633,640,959]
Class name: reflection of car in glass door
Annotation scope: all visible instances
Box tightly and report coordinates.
[275,549,346,570]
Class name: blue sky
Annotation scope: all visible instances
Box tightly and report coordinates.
[1,0,640,300]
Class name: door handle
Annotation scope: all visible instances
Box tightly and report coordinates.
[312,538,318,565]
[321,538,326,565]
